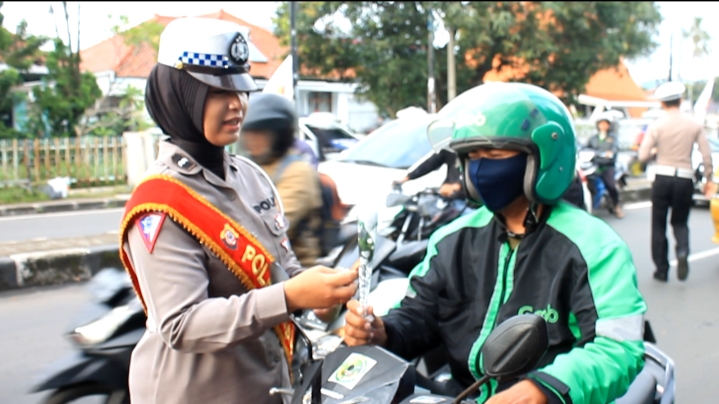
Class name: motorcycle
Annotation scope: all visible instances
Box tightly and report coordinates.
[29,218,423,404]
[284,313,676,404]
[578,148,628,214]
[29,267,142,404]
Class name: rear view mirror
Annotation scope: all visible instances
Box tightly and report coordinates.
[386,193,411,207]
[481,314,549,380]
[453,315,548,404]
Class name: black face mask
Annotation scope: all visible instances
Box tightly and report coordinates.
[145,64,225,180]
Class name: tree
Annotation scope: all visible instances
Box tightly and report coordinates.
[27,1,101,137]
[109,14,164,53]
[0,1,48,138]
[275,2,661,116]
[683,17,711,103]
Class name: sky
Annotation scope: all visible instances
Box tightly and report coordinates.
[1,1,718,86]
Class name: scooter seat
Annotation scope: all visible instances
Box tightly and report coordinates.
[615,365,657,404]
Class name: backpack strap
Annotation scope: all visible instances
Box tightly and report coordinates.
[272,154,306,184]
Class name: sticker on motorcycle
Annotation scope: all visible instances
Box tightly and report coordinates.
[327,353,377,390]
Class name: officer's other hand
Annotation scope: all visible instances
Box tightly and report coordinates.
[703,182,718,199]
[343,300,387,347]
[284,266,358,312]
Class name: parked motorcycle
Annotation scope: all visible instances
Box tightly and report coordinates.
[29,267,142,403]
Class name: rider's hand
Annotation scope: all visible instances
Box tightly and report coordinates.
[392,176,409,187]
[484,380,548,404]
[439,183,461,198]
[343,300,388,347]
[284,266,358,312]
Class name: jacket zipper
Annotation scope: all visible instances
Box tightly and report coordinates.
[497,242,515,309]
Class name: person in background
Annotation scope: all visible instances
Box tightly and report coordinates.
[241,92,324,268]
[638,81,714,282]
[586,115,624,218]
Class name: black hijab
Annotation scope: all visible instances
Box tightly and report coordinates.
[145,64,225,179]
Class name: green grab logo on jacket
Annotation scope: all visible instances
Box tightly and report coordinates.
[518,304,560,323]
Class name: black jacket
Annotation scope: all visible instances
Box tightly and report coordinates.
[407,149,466,199]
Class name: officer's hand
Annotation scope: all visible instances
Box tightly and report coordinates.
[343,300,388,347]
[484,380,548,404]
[284,266,358,312]
[313,305,342,323]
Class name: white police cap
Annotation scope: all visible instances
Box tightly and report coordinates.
[157,17,258,92]
[654,81,685,102]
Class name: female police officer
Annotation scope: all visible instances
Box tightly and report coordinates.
[119,17,357,404]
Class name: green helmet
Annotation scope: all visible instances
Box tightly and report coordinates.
[428,82,576,205]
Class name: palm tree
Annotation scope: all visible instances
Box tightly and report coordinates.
[683,17,711,103]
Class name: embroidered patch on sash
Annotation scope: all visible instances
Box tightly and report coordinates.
[220,223,240,250]
[136,212,167,254]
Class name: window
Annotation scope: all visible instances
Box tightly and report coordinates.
[337,118,434,169]
[308,91,332,113]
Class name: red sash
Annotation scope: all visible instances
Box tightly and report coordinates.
[119,174,295,366]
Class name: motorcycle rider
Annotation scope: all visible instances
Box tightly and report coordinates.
[393,149,467,201]
[586,113,624,218]
[240,92,324,268]
[344,82,647,404]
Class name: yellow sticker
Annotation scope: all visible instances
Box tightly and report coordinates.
[327,352,377,390]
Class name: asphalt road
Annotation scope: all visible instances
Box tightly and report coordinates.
[1,203,717,403]
[0,209,124,243]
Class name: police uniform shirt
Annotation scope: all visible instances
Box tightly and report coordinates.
[124,140,301,404]
[639,109,714,180]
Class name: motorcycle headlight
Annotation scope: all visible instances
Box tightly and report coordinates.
[67,298,142,347]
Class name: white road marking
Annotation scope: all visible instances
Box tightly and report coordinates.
[623,201,653,211]
[670,246,719,266]
[0,208,124,222]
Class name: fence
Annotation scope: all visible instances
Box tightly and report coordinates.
[0,136,126,188]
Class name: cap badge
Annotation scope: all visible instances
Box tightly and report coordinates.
[229,32,250,65]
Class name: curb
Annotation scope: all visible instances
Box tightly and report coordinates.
[0,244,122,291]
[620,186,652,204]
[0,197,129,217]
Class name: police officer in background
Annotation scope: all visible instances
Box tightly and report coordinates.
[119,18,357,404]
[639,81,714,282]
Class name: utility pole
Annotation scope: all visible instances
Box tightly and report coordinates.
[427,11,437,114]
[447,25,456,102]
[290,2,299,109]
[668,31,673,82]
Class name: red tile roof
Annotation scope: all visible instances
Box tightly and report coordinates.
[79,10,287,80]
